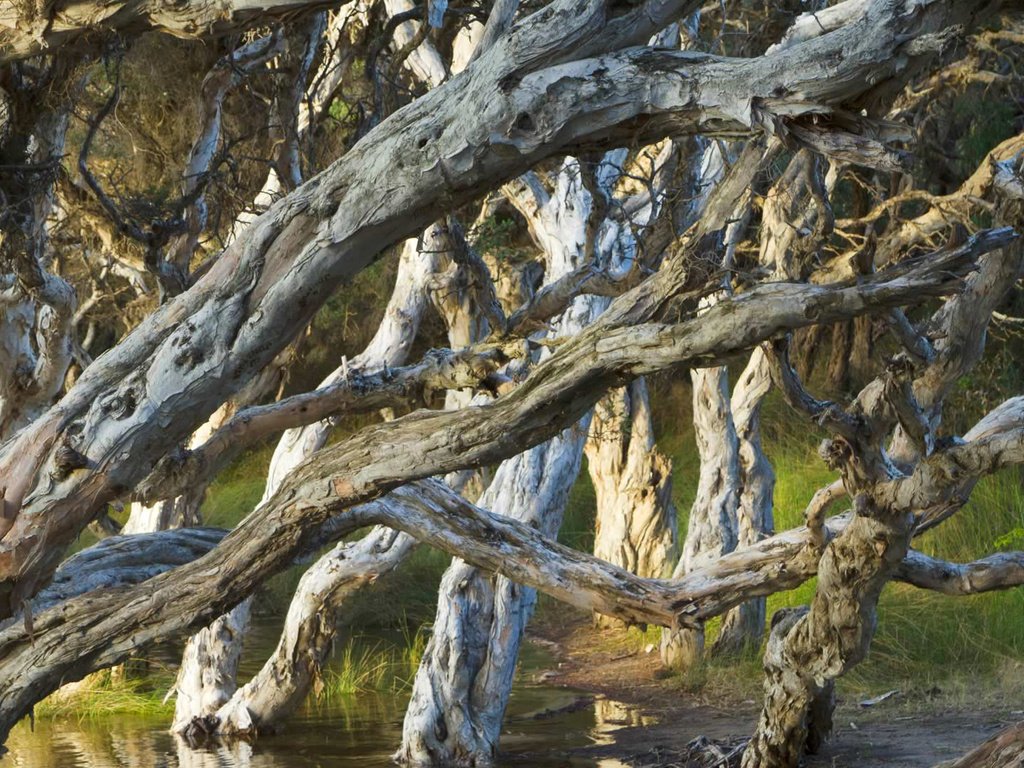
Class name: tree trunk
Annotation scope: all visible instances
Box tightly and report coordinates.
[586,376,676,629]
[0,237,996,745]
[826,320,852,392]
[171,232,442,734]
[715,348,774,654]
[172,601,253,741]
[193,528,416,736]
[397,421,591,767]
[0,73,78,442]
[850,314,874,386]
[398,155,617,767]
[792,324,823,382]
[661,364,739,669]
[741,501,915,768]
[939,721,1024,768]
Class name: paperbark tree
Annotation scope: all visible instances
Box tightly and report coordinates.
[173,231,444,736]
[399,154,616,767]
[585,377,676,591]
[661,138,746,667]
[741,148,1024,768]
[0,0,995,615]
[170,11,479,735]
[0,230,1008,744]
[0,62,80,442]
[0,1,1017,764]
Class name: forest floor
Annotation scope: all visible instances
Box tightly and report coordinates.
[527,610,1022,768]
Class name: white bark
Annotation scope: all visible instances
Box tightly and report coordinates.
[715,348,774,652]
[171,231,442,734]
[383,0,448,86]
[0,0,991,607]
[0,232,995,745]
[123,403,230,534]
[0,91,77,441]
[399,156,616,767]
[660,138,741,667]
[197,527,416,736]
[662,364,740,668]
[172,600,253,740]
[398,418,592,767]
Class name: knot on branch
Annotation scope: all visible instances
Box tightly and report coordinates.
[51,441,90,481]
[818,437,852,471]
[134,445,193,505]
[884,353,916,382]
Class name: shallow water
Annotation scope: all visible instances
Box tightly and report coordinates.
[3,623,647,767]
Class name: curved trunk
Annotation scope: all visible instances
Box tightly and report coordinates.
[0,79,78,442]
[171,232,442,734]
[585,377,676,628]
[744,186,1024,765]
[397,419,592,767]
[198,528,416,736]
[398,154,617,767]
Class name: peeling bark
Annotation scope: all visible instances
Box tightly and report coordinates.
[399,155,610,768]
[715,349,774,654]
[172,230,443,735]
[0,0,996,610]
[743,222,1024,765]
[586,377,676,625]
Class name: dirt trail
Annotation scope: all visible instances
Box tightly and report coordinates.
[527,612,1017,767]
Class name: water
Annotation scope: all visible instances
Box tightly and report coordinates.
[3,623,649,767]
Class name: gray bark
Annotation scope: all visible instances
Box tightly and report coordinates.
[743,179,1024,765]
[586,377,676,589]
[662,363,739,668]
[0,0,994,610]
[172,230,443,735]
[714,349,775,654]
[398,155,611,768]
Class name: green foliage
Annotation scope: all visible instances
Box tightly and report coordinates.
[200,354,1024,704]
[328,97,352,123]
[952,96,1018,182]
[471,216,520,261]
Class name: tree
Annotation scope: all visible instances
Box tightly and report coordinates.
[0,2,1021,768]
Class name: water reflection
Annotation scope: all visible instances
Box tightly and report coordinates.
[7,687,651,766]
[5,630,650,767]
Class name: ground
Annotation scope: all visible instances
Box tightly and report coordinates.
[527,610,1020,767]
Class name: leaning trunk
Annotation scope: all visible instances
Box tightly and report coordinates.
[398,154,618,767]
[171,234,441,734]
[714,348,774,653]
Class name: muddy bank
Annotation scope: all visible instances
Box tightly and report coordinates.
[527,612,1018,767]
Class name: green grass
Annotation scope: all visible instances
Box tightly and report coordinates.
[37,667,175,719]
[195,365,1024,706]
[642,376,1024,702]
[322,626,427,697]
